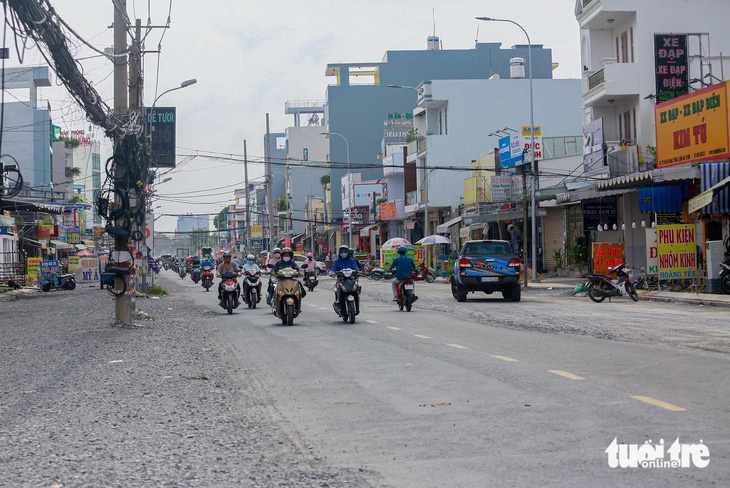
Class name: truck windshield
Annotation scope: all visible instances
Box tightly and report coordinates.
[463,242,513,255]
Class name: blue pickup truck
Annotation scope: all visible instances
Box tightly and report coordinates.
[450,240,522,302]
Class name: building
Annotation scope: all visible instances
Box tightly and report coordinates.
[177,215,209,234]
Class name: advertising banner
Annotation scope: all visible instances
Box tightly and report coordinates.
[654,34,689,103]
[591,243,624,275]
[583,118,605,172]
[491,176,512,202]
[657,224,697,279]
[459,227,470,238]
[27,257,42,286]
[251,225,263,238]
[521,126,542,162]
[77,257,100,283]
[146,107,176,167]
[380,201,396,220]
[68,256,80,272]
[58,226,68,242]
[499,135,523,169]
[380,245,425,268]
[38,225,52,239]
[40,259,60,281]
[353,183,386,207]
[655,81,729,168]
[251,239,263,250]
[645,228,658,275]
[67,225,81,245]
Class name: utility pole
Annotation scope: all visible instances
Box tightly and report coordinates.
[243,139,250,255]
[113,0,132,324]
[521,165,528,288]
[265,113,275,250]
[129,18,144,295]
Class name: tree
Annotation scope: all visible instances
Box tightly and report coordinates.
[274,195,288,211]
[214,205,230,230]
[65,167,81,178]
[320,174,330,186]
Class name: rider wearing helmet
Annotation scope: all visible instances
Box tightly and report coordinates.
[242,253,261,300]
[201,253,215,268]
[271,247,306,298]
[267,248,282,267]
[330,245,360,274]
[301,252,319,274]
[390,246,417,301]
[216,250,241,304]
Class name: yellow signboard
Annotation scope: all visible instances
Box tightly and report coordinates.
[463,177,477,205]
[687,189,715,214]
[655,81,730,168]
[380,246,425,268]
[657,224,697,279]
[27,257,42,286]
[68,256,80,272]
[251,225,263,238]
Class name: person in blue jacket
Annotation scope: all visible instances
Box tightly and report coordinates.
[390,246,417,301]
[330,245,360,275]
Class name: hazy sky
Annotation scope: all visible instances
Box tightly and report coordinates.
[3,0,581,231]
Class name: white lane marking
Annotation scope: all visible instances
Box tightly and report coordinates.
[108,360,123,364]
[414,334,431,339]
[447,344,468,349]
[365,320,378,324]
[387,327,401,330]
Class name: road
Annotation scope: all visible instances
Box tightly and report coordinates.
[165,270,730,487]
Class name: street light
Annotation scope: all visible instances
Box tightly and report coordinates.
[320,131,352,248]
[388,84,430,243]
[476,16,537,282]
[152,78,197,107]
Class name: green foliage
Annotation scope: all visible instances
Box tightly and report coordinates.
[445,258,455,277]
[320,174,330,186]
[274,195,288,211]
[405,127,419,143]
[552,248,564,270]
[65,166,81,178]
[376,197,387,205]
[567,236,589,268]
[145,285,168,296]
[213,205,230,230]
[58,136,80,148]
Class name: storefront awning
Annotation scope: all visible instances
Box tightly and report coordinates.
[19,236,43,248]
[596,164,700,192]
[359,223,379,237]
[701,162,730,213]
[436,216,462,233]
[468,208,546,224]
[0,198,64,214]
[50,239,73,250]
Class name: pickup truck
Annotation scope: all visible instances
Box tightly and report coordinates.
[450,239,521,302]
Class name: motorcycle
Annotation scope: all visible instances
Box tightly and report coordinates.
[191,264,202,283]
[179,264,187,279]
[719,260,730,294]
[271,267,303,326]
[244,269,262,309]
[586,263,639,303]
[415,262,436,283]
[369,264,393,281]
[201,265,214,291]
[395,274,417,311]
[41,271,77,292]
[333,268,360,323]
[304,270,318,291]
[219,270,241,314]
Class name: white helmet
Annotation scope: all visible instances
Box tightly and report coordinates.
[247,254,254,260]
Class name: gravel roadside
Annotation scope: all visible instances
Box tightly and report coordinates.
[0,276,378,488]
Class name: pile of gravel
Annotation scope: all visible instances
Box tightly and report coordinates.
[0,281,376,487]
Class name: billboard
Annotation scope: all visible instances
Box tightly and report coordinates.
[251,225,263,238]
[380,201,396,220]
[583,118,605,172]
[146,107,176,168]
[657,224,697,279]
[353,183,386,207]
[521,126,542,162]
[491,175,512,202]
[499,135,523,169]
[655,81,729,168]
[463,177,477,205]
[654,34,689,103]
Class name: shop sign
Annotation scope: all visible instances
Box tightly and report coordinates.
[382,112,413,140]
[146,107,176,168]
[380,201,396,220]
[78,257,100,282]
[655,81,729,168]
[380,245,425,268]
[67,226,81,245]
[27,257,42,286]
[657,224,697,279]
[250,239,263,250]
[353,183,385,207]
[592,243,624,275]
[521,126,542,162]
[40,259,60,280]
[646,228,658,275]
[581,197,617,231]
[499,135,523,169]
[491,176,512,202]
[459,227,470,238]
[68,256,80,272]
[296,243,304,252]
[251,225,263,238]
[654,34,689,103]
[57,226,68,242]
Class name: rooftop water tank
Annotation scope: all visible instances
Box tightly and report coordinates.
[510,57,525,79]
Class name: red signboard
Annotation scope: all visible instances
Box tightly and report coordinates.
[592,243,625,275]
[380,201,396,219]
[296,243,304,252]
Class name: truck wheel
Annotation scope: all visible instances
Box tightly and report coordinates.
[456,283,467,302]
[504,284,521,302]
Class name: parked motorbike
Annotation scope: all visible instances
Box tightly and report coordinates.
[333,268,360,323]
[415,262,436,283]
[244,269,262,309]
[304,270,318,291]
[719,260,730,294]
[219,270,241,314]
[41,271,77,292]
[179,265,187,279]
[191,264,202,283]
[201,265,214,291]
[369,265,393,281]
[395,274,417,311]
[271,267,303,326]
[586,263,639,302]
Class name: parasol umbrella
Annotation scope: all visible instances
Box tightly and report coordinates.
[416,235,453,245]
[75,249,95,257]
[96,249,110,255]
[381,238,412,250]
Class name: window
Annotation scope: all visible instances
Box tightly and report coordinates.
[438,110,443,135]
[444,107,448,135]
[92,153,100,170]
[616,27,634,63]
[618,108,636,145]
[92,172,101,189]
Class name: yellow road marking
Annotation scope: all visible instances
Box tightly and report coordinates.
[548,370,586,380]
[307,304,316,307]
[447,344,468,349]
[319,307,328,310]
[414,334,431,339]
[365,320,378,324]
[630,396,686,412]
[491,355,518,362]
[387,327,401,330]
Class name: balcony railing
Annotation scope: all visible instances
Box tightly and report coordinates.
[588,68,605,90]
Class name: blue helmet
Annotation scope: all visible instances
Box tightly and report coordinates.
[397,246,408,254]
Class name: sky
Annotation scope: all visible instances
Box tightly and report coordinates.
[3,0,582,232]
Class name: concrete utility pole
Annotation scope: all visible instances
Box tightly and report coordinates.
[130,18,144,295]
[244,139,250,254]
[113,0,132,324]
[265,113,275,250]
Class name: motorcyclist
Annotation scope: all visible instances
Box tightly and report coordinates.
[242,253,261,300]
[267,248,282,267]
[390,246,418,302]
[301,252,319,274]
[216,250,241,306]
[270,247,306,298]
[265,248,282,303]
[201,253,215,268]
[330,245,360,315]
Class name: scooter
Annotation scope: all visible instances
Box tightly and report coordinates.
[415,262,436,283]
[41,271,77,292]
[395,274,417,312]
[179,265,187,279]
[586,263,639,302]
[270,266,302,326]
[333,268,360,323]
[244,269,262,309]
[219,270,241,315]
[304,270,318,291]
[369,265,393,281]
[719,260,730,294]
[201,265,214,291]
[191,264,202,283]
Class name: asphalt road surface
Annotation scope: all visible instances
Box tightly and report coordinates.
[168,271,730,487]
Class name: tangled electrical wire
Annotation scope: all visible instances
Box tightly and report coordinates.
[0,154,24,198]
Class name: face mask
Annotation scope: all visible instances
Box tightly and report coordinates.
[283,256,291,262]
[340,252,348,258]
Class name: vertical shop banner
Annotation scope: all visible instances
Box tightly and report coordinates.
[591,243,624,275]
[645,228,659,275]
[67,226,81,245]
[68,256,80,272]
[251,225,263,238]
[654,34,689,103]
[27,257,42,286]
[78,257,100,282]
[657,224,697,279]
[40,260,60,281]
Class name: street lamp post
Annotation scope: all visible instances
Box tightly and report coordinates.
[320,131,351,248]
[476,17,537,282]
